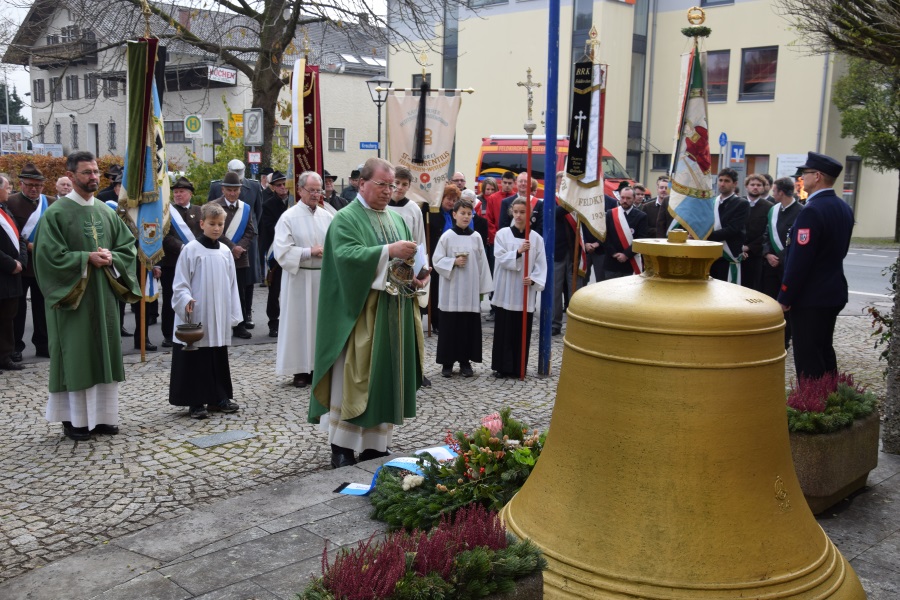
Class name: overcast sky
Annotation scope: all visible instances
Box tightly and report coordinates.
[4,4,32,123]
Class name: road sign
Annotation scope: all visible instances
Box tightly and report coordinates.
[247,151,261,164]
[250,163,259,175]
[243,108,264,146]
[360,141,379,150]
[184,115,203,138]
[719,132,727,147]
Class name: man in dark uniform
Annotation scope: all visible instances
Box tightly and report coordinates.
[761,177,803,349]
[260,171,291,338]
[708,168,750,283]
[582,194,620,283]
[160,177,202,347]
[740,173,774,292]
[778,152,854,381]
[323,170,348,211]
[211,172,257,339]
[0,175,28,371]
[6,163,51,360]
[96,164,122,203]
[603,186,648,280]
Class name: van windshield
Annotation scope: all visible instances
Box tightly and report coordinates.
[479,151,631,181]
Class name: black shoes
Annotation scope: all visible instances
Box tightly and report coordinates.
[493,372,506,379]
[421,376,432,388]
[441,365,453,378]
[90,424,119,435]
[359,448,391,462]
[189,405,208,419]
[244,320,255,330]
[293,373,311,388]
[552,328,562,336]
[233,326,252,339]
[331,444,357,469]
[269,328,278,338]
[460,362,474,378]
[485,312,495,322]
[134,340,157,351]
[161,338,173,348]
[10,351,22,362]
[35,347,50,358]
[209,399,240,413]
[1,358,25,370]
[62,421,91,441]
[121,327,133,337]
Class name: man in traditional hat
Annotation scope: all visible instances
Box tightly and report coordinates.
[0,175,28,371]
[160,176,203,347]
[6,162,52,360]
[211,172,257,339]
[97,164,123,203]
[339,167,362,203]
[260,170,292,337]
[322,170,348,211]
[33,151,140,441]
[778,152,854,381]
[209,159,263,330]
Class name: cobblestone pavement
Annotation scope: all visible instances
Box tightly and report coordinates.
[0,296,884,583]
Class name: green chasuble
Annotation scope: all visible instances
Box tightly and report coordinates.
[309,199,424,429]
[33,197,140,393]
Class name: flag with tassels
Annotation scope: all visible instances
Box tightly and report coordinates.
[120,37,169,270]
[666,36,714,240]
[291,58,323,189]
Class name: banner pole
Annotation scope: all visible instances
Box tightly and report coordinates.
[426,211,432,337]
[139,264,146,362]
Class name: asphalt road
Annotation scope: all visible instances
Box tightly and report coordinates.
[844,247,896,316]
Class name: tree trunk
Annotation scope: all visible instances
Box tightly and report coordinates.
[251,15,287,172]
[882,173,900,453]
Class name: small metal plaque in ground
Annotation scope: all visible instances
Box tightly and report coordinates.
[188,431,257,448]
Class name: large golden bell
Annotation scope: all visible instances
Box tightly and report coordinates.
[501,232,865,599]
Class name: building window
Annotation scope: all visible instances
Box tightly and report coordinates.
[103,79,119,98]
[32,79,45,103]
[84,74,98,99]
[412,73,432,96]
[652,154,671,171]
[54,122,61,144]
[60,25,80,43]
[842,156,861,214]
[164,120,188,144]
[706,50,729,102]
[467,0,506,7]
[108,121,117,150]
[65,75,79,100]
[275,125,290,148]
[37,122,45,144]
[71,122,79,149]
[46,34,60,45]
[739,46,778,101]
[700,0,733,6]
[50,77,62,101]
[328,128,345,152]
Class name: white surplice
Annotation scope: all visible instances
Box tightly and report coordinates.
[171,240,243,347]
[432,229,493,312]
[274,203,334,376]
[387,199,427,260]
[491,227,548,313]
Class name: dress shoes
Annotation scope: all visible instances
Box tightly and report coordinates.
[292,373,310,388]
[331,444,357,469]
[244,320,255,330]
[10,351,22,362]
[358,448,391,462]
[460,362,474,378]
[421,376,432,388]
[90,424,119,435]
[441,365,453,378]
[209,399,240,413]
[189,405,208,419]
[0,358,25,371]
[134,340,157,351]
[269,328,278,338]
[121,327,133,337]
[233,325,252,339]
[161,338,173,348]
[62,422,91,441]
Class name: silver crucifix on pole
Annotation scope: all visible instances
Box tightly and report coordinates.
[517,67,542,136]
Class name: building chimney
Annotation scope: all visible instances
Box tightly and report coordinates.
[178,8,191,31]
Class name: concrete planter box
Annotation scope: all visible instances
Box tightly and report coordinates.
[789,412,880,514]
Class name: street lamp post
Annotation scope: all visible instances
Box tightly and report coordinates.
[365,76,392,158]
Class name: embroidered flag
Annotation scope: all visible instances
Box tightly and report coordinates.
[291,59,323,194]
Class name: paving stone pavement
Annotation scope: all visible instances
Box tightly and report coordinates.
[0,283,894,598]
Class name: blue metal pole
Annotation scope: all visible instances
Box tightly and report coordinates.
[538,0,560,376]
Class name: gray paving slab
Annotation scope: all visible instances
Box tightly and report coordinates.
[88,570,192,600]
[191,580,282,600]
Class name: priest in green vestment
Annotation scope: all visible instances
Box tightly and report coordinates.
[309,158,426,469]
[33,151,140,442]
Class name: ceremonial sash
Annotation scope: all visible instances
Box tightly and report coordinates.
[169,206,194,243]
[766,204,785,257]
[612,207,642,275]
[225,201,250,244]
[21,194,48,242]
[0,209,20,249]
[714,199,742,284]
[557,197,588,275]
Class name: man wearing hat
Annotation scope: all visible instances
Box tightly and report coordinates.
[209,159,264,330]
[778,152,854,381]
[6,163,52,360]
[97,164,123,203]
[160,176,203,347]
[260,170,291,337]
[211,172,257,339]
[322,170,349,211]
[339,166,363,203]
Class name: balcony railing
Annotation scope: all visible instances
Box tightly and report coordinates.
[32,40,98,69]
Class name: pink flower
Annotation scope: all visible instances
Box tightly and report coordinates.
[482,412,502,435]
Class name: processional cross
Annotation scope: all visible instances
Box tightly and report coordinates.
[517,68,542,133]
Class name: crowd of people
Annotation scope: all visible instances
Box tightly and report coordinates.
[0,149,854,467]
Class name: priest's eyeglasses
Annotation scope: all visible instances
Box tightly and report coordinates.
[369,180,397,191]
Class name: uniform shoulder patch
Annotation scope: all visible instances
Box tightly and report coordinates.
[797,228,811,245]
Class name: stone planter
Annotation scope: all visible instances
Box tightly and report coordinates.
[789,412,880,514]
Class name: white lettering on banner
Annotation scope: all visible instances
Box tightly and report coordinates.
[208,65,237,85]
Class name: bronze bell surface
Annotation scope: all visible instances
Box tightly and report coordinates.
[500,231,865,599]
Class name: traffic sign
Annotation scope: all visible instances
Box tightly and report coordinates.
[360,141,379,150]
[719,132,727,147]
[247,151,261,164]
[243,108,264,146]
[184,115,203,138]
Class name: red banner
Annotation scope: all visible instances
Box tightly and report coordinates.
[292,64,322,182]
